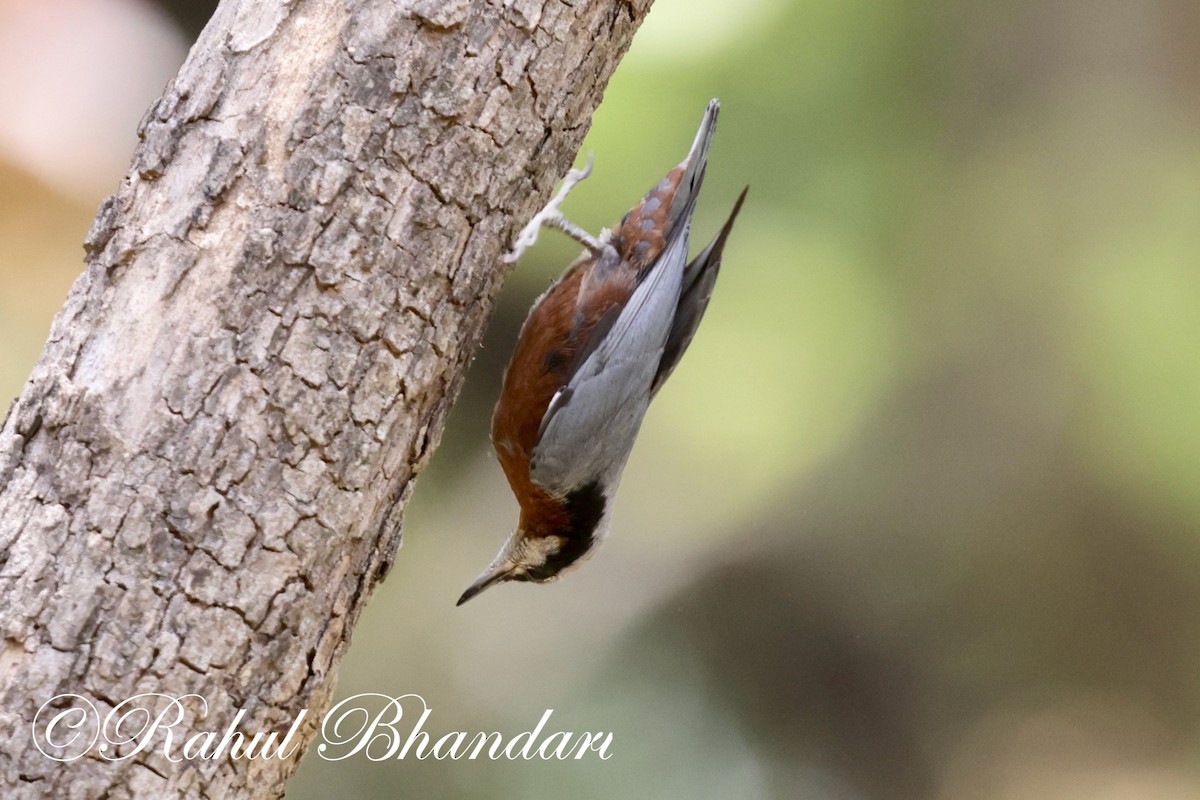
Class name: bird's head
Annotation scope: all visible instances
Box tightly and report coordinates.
[457,482,608,605]
[455,534,573,606]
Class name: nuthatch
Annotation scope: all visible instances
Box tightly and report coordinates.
[457,99,746,605]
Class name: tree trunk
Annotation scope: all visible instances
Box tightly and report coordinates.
[0,0,651,796]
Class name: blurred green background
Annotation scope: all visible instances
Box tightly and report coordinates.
[3,0,1200,797]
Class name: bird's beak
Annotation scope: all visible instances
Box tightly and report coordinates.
[456,560,515,606]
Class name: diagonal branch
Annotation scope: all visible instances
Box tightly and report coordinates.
[0,0,652,797]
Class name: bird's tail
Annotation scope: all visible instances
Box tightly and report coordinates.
[667,99,720,233]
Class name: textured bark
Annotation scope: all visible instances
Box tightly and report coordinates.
[0,0,651,797]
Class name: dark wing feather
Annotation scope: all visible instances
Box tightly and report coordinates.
[651,186,747,396]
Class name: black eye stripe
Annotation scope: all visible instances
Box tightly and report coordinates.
[524,481,606,581]
[566,480,605,533]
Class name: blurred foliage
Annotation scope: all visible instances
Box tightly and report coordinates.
[3,0,1200,798]
[0,161,91,399]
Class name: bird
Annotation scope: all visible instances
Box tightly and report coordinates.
[457,99,746,606]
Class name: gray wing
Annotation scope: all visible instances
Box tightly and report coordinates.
[529,223,692,494]
[651,186,747,396]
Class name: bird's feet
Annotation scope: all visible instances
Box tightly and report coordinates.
[505,153,605,264]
